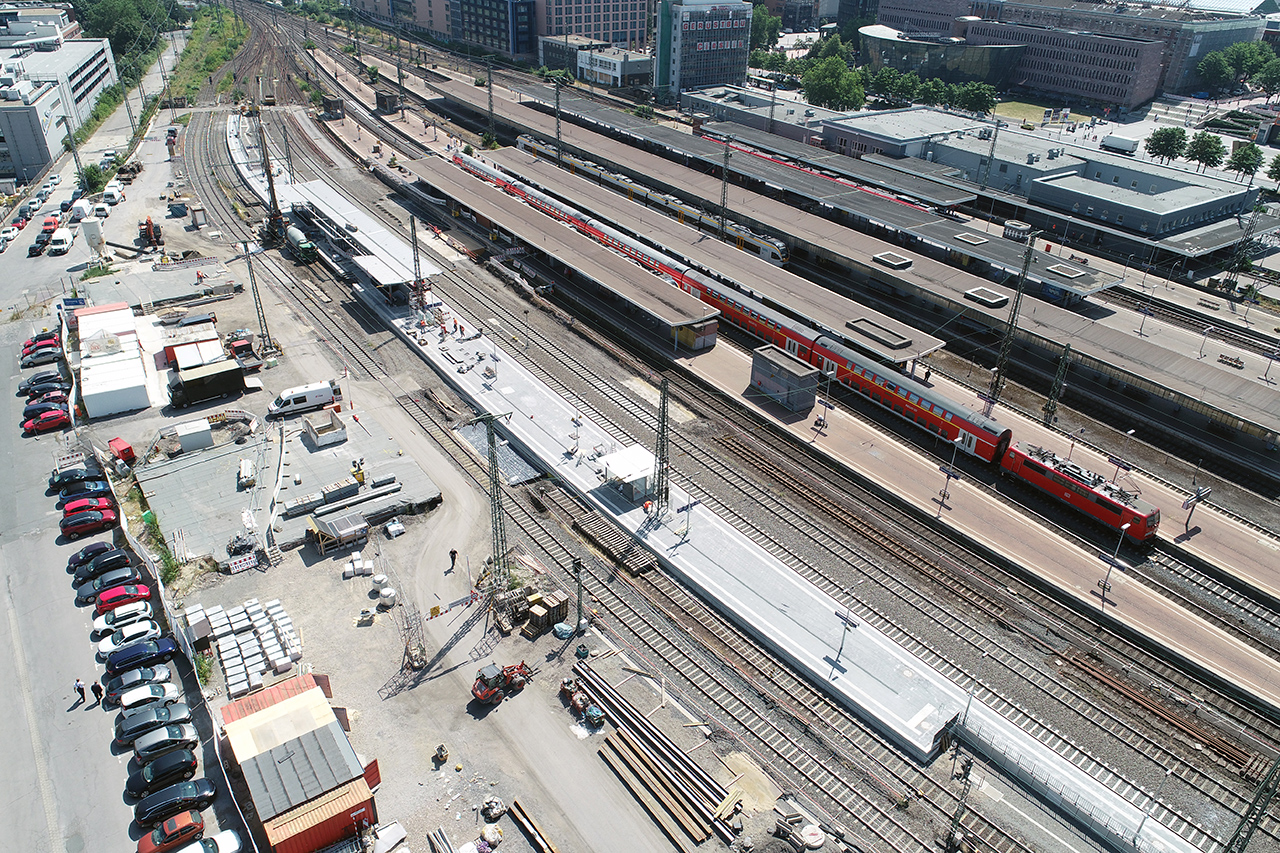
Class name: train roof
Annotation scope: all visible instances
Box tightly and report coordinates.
[1018,443,1159,513]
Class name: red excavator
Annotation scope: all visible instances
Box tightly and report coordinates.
[471,662,533,705]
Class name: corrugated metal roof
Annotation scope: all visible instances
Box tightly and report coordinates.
[264,778,373,845]
[221,673,317,724]
[241,721,364,820]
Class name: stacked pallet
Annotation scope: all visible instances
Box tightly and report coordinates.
[197,597,303,698]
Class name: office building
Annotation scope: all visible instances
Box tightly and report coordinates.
[539,0,651,49]
[875,0,1266,104]
[351,0,450,42]
[454,0,536,56]
[655,0,753,102]
[578,45,651,86]
[0,37,118,186]
[539,33,611,72]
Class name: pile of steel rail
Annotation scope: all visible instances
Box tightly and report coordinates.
[575,661,738,851]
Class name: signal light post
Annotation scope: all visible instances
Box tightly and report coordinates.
[1097,522,1131,611]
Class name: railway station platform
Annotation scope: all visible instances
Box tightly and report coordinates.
[677,343,1280,712]
[482,147,943,367]
[401,155,717,343]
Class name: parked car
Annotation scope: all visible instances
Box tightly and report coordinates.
[105,637,178,677]
[137,810,204,853]
[173,830,242,853]
[20,344,61,367]
[60,199,72,213]
[118,683,181,716]
[132,723,199,764]
[22,401,67,421]
[134,779,216,828]
[76,564,141,602]
[93,601,153,635]
[1,225,18,242]
[49,465,101,491]
[21,340,60,358]
[115,702,190,746]
[125,748,198,799]
[59,479,112,504]
[48,173,61,185]
[95,584,151,615]
[98,619,161,657]
[22,329,59,349]
[17,369,61,394]
[22,409,69,434]
[33,388,68,406]
[12,216,27,229]
[62,497,114,517]
[72,547,131,584]
[60,508,118,540]
[68,540,113,571]
[24,379,72,399]
[27,231,51,256]
[102,663,170,706]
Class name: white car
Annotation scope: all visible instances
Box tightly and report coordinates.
[93,600,152,634]
[48,174,61,185]
[176,830,242,853]
[97,619,161,656]
[1,226,18,242]
[118,682,181,714]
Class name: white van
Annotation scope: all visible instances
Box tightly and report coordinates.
[102,186,125,205]
[267,380,342,418]
[70,200,92,222]
[48,227,73,255]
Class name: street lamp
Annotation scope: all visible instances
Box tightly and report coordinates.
[1135,299,1152,337]
[1098,522,1131,611]
[1262,349,1280,385]
[1136,769,1174,839]
[1112,429,1136,482]
[1198,326,1213,358]
[936,438,963,518]
[1067,427,1086,460]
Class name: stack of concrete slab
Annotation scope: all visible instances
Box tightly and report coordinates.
[341,550,374,580]
[183,603,212,640]
[196,597,304,698]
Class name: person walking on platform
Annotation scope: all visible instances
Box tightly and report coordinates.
[73,679,86,704]
[449,549,458,570]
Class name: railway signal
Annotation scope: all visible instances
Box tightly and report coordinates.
[1182,486,1212,530]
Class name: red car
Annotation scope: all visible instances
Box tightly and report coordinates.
[23,330,59,350]
[22,409,70,434]
[137,809,204,853]
[12,217,27,230]
[96,584,151,616]
[60,509,118,540]
[21,339,60,356]
[33,389,68,405]
[62,497,115,517]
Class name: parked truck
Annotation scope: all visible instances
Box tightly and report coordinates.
[1099,134,1140,155]
[168,361,245,408]
[227,337,263,372]
[286,225,318,263]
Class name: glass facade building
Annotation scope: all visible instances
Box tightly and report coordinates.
[456,0,537,56]
[656,0,753,102]
[859,24,1024,88]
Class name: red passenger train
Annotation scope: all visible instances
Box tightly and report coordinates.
[450,152,1160,543]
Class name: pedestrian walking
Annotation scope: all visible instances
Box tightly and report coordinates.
[73,679,85,703]
[449,549,458,568]
[91,682,104,705]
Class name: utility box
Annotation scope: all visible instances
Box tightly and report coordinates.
[751,345,819,412]
[175,419,214,453]
[190,206,208,229]
[321,95,344,118]
[376,90,398,113]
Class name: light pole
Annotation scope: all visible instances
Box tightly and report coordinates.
[1136,768,1174,839]
[1067,427,1085,460]
[1098,522,1131,611]
[936,438,962,518]
[1122,253,1134,281]
[1135,298,1152,336]
[1198,325,1213,358]
[1112,429,1136,482]
[1262,349,1280,384]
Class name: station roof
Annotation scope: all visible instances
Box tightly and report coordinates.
[700,121,976,208]
[486,147,943,363]
[823,107,988,143]
[402,155,717,329]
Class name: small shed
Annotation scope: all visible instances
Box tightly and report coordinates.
[81,349,151,417]
[375,90,398,113]
[751,345,819,412]
[321,96,344,118]
[308,511,369,555]
[597,444,655,502]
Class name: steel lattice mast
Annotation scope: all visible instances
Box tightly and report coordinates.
[652,378,670,515]
[468,413,512,611]
[983,234,1037,419]
[409,216,428,321]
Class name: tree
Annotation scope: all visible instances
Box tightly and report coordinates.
[892,71,921,105]
[1267,153,1280,190]
[1223,41,1274,80]
[952,81,997,114]
[866,66,900,101]
[1253,57,1280,101]
[367,65,379,84]
[810,34,853,65]
[802,56,865,111]
[1226,141,1264,181]
[1186,130,1227,172]
[751,4,781,50]
[916,78,951,107]
[1144,126,1187,163]
[77,164,107,194]
[1197,51,1234,91]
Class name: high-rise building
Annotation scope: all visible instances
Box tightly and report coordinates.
[454,0,536,56]
[655,0,752,102]
[539,0,651,50]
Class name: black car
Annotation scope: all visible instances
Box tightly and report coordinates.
[133,779,217,828]
[58,479,111,504]
[27,232,50,256]
[25,380,71,400]
[18,370,61,394]
[60,199,72,213]
[125,749,198,798]
[23,401,66,421]
[72,548,131,585]
[114,702,191,746]
[67,541,113,572]
[24,330,59,349]
[49,464,101,491]
[76,564,141,602]
[105,637,178,677]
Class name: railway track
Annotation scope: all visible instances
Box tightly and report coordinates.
[1104,285,1280,359]
[195,12,1280,851]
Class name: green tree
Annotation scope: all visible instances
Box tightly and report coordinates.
[1197,51,1234,91]
[893,71,921,104]
[810,34,853,65]
[1186,130,1227,172]
[866,66,900,101]
[750,4,781,50]
[916,78,951,106]
[1226,141,1264,180]
[1253,57,1280,101]
[367,65,379,84]
[1267,153,1280,190]
[1223,41,1274,80]
[77,164,107,194]
[1144,126,1187,163]
[802,55,865,111]
[952,81,997,114]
